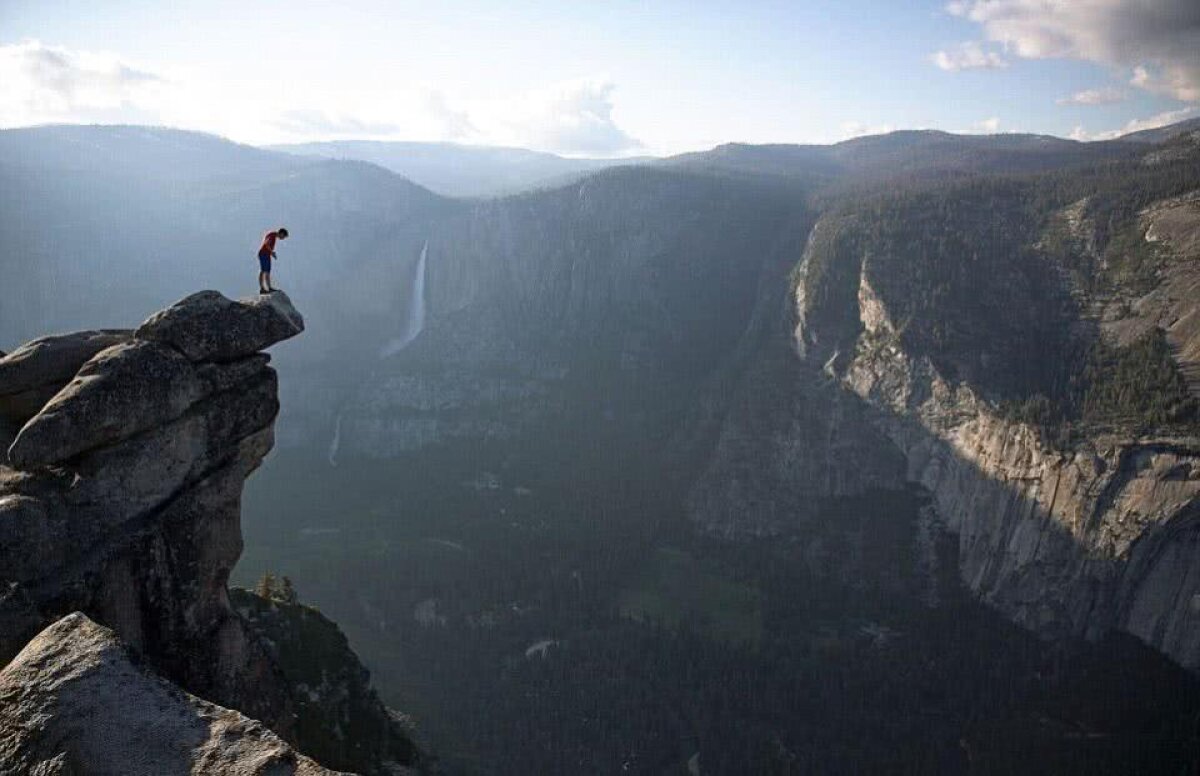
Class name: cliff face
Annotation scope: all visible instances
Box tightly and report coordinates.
[678,214,909,539]
[788,203,1200,668]
[1114,192,1200,394]
[0,291,417,774]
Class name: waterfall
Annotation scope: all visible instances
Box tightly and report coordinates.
[327,412,343,467]
[379,240,429,358]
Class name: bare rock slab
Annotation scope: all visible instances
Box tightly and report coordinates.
[0,330,131,427]
[0,613,345,776]
[7,341,204,469]
[136,290,305,363]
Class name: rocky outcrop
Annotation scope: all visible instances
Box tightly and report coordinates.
[0,613,344,776]
[0,330,131,438]
[0,292,301,724]
[137,289,305,362]
[0,291,419,773]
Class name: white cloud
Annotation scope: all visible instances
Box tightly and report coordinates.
[1069,106,1198,141]
[272,110,401,137]
[946,0,1200,101]
[474,79,641,156]
[0,39,165,126]
[0,41,640,155]
[255,88,482,145]
[423,91,475,140]
[1056,86,1127,106]
[931,41,1008,71]
[975,116,1000,132]
[840,121,896,140]
[949,117,1005,135]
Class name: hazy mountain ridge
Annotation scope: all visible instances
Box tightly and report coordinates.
[665,130,1143,188]
[0,128,454,348]
[1117,116,1200,145]
[0,125,304,181]
[271,139,649,198]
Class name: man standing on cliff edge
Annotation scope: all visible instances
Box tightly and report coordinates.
[258,227,289,294]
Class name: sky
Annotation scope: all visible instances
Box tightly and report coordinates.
[1,0,1198,156]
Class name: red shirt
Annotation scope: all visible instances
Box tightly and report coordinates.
[259,231,279,256]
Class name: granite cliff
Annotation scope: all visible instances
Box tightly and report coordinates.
[781,181,1200,668]
[0,291,418,774]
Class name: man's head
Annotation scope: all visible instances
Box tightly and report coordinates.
[277,227,289,240]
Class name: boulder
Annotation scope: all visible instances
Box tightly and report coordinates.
[136,290,304,363]
[0,330,131,427]
[7,341,204,469]
[0,330,131,396]
[0,613,344,776]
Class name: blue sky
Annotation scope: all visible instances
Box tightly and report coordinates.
[1,0,1197,155]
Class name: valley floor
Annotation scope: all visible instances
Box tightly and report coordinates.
[237,446,1200,775]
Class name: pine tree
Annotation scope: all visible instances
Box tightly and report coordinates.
[255,571,277,600]
[280,576,299,605]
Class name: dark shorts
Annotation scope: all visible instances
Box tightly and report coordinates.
[258,252,272,272]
